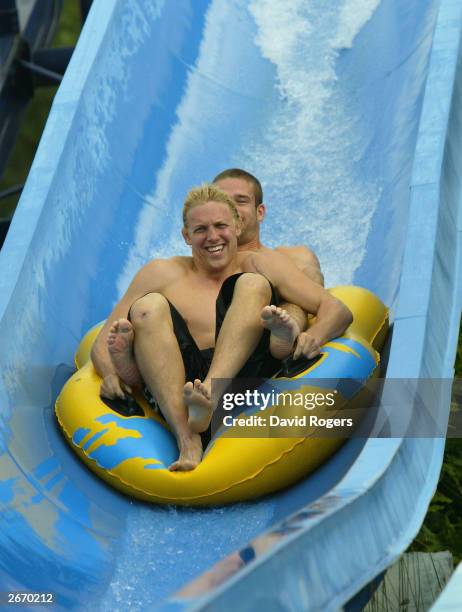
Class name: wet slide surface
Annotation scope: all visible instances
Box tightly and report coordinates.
[1,0,462,610]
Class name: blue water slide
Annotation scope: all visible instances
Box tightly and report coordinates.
[1,0,461,610]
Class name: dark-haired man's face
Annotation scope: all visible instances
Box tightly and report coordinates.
[214,177,265,246]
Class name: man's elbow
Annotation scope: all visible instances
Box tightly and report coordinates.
[339,301,353,332]
[325,296,352,335]
[315,270,325,287]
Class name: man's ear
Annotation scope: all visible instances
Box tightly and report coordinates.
[182,226,192,245]
[257,203,266,222]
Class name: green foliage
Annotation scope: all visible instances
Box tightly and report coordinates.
[52,0,81,49]
[410,439,462,564]
[455,334,462,374]
[409,323,462,564]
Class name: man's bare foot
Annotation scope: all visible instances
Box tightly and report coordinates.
[169,432,203,471]
[184,379,213,433]
[261,305,300,359]
[107,319,143,388]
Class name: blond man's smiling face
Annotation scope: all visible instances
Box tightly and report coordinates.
[182,201,241,271]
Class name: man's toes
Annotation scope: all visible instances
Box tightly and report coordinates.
[198,382,210,399]
[169,460,195,472]
[184,382,194,397]
[118,319,132,333]
[169,460,187,472]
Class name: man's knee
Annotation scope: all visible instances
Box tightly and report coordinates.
[129,293,170,328]
[235,273,272,300]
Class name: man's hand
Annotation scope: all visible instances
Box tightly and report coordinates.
[100,373,131,400]
[293,332,321,360]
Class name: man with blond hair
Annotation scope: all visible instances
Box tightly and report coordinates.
[91,184,352,471]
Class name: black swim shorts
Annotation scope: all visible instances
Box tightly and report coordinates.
[129,273,282,438]
[130,272,282,377]
[165,272,282,382]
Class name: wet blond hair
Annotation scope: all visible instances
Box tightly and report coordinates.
[183,183,239,226]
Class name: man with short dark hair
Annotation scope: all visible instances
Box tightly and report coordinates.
[213,168,323,284]
[213,168,323,357]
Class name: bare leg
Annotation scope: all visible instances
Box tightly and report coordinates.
[130,293,202,471]
[260,305,301,359]
[185,273,271,433]
[279,303,308,333]
[107,319,143,388]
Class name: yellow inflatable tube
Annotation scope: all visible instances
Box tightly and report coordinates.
[55,286,388,506]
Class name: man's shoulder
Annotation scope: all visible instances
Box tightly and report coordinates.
[276,245,320,265]
[135,257,190,281]
[240,245,284,262]
[276,244,313,256]
[144,255,190,268]
[241,248,289,274]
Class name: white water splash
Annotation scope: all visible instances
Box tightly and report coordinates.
[98,501,274,610]
[334,0,381,49]
[242,0,382,285]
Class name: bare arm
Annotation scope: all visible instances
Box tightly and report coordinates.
[245,252,352,358]
[276,245,324,286]
[91,259,179,396]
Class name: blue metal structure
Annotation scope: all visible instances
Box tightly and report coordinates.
[0,0,461,610]
[0,0,63,177]
[0,0,75,246]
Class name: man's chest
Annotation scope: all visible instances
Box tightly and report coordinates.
[163,281,219,333]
